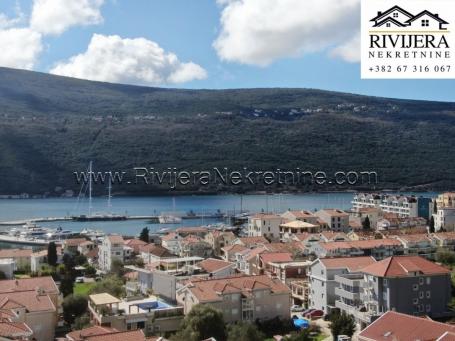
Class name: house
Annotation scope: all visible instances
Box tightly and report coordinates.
[123,239,147,254]
[247,213,284,242]
[431,232,455,251]
[308,257,377,315]
[31,247,63,272]
[315,209,349,232]
[178,235,213,258]
[358,311,455,341]
[336,256,451,327]
[0,320,33,340]
[197,258,236,278]
[0,259,15,279]
[232,236,270,248]
[434,207,455,231]
[99,235,125,272]
[0,249,32,272]
[281,210,319,224]
[394,234,436,259]
[88,293,183,336]
[250,252,293,276]
[279,221,320,242]
[63,238,89,255]
[66,328,155,341]
[160,233,181,255]
[221,244,248,262]
[370,5,414,27]
[204,230,236,256]
[406,10,449,30]
[139,244,176,264]
[65,325,116,340]
[176,274,291,323]
[78,240,96,255]
[175,227,208,238]
[0,277,60,341]
[350,207,380,230]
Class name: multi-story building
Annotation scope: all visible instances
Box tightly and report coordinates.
[281,210,319,224]
[308,257,377,314]
[88,293,183,336]
[66,327,151,341]
[248,213,284,242]
[335,256,451,327]
[204,230,236,256]
[279,221,320,242]
[178,235,213,258]
[434,207,455,231]
[197,258,236,278]
[315,209,349,232]
[309,239,404,259]
[431,231,455,251]
[394,234,436,259]
[99,235,125,271]
[139,244,176,264]
[435,192,455,209]
[352,193,424,218]
[176,274,291,323]
[160,232,181,255]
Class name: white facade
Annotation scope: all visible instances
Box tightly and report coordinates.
[434,208,455,232]
[352,193,419,217]
[315,209,349,231]
[248,214,284,241]
[0,258,15,279]
[99,235,125,271]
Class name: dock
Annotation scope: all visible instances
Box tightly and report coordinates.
[0,234,63,246]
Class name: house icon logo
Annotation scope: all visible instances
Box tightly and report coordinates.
[370,5,449,30]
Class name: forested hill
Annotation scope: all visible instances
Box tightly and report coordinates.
[0,66,454,195]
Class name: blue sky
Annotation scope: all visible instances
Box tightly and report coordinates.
[1,0,455,101]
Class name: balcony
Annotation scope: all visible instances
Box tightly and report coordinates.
[335,300,378,324]
[335,287,360,301]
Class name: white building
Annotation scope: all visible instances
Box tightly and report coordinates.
[352,193,419,217]
[99,235,125,272]
[0,258,15,279]
[434,207,455,232]
[248,213,284,242]
[315,209,349,231]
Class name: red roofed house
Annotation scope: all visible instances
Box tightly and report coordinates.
[197,258,236,278]
[204,230,236,256]
[248,213,284,242]
[177,274,291,323]
[358,311,455,341]
[0,249,32,272]
[124,239,147,254]
[335,256,451,328]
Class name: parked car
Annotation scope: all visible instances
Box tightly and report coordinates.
[306,309,324,320]
[75,276,84,283]
[301,308,315,316]
[291,305,305,312]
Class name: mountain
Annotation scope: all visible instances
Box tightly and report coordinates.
[0,66,454,195]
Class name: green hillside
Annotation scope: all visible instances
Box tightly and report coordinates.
[0,67,454,195]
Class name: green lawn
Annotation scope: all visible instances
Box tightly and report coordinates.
[74,282,95,296]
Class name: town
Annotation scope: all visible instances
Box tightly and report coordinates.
[0,192,454,340]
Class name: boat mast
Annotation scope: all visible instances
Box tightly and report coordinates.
[107,180,112,212]
[88,161,93,217]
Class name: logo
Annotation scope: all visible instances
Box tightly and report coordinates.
[361,0,455,79]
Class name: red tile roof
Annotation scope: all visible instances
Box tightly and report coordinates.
[124,239,147,247]
[221,244,247,254]
[67,326,117,341]
[237,236,270,246]
[65,238,89,247]
[107,235,124,244]
[260,252,293,264]
[319,256,376,271]
[321,238,402,251]
[0,276,58,294]
[139,244,175,258]
[358,311,455,341]
[0,321,32,338]
[186,275,290,302]
[85,330,146,341]
[0,291,55,312]
[161,232,179,241]
[198,258,234,273]
[361,256,450,278]
[0,249,32,258]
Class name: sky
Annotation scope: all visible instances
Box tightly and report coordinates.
[0,0,455,102]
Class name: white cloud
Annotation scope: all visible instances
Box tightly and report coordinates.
[214,0,360,66]
[50,34,207,85]
[330,33,360,63]
[0,28,42,69]
[30,0,104,36]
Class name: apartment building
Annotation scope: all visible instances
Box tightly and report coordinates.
[352,193,423,218]
[315,209,349,232]
[63,238,89,255]
[160,233,181,255]
[124,239,148,254]
[176,274,291,323]
[434,207,455,231]
[280,221,320,242]
[308,257,377,314]
[139,244,176,264]
[248,213,284,242]
[88,293,183,336]
[197,258,236,278]
[394,234,436,259]
[335,256,451,327]
[358,311,455,341]
[99,235,125,271]
[178,235,213,258]
[435,192,455,209]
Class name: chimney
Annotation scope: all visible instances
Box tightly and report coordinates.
[377,11,382,16]
[435,13,439,17]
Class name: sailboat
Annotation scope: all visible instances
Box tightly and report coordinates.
[158,197,182,224]
[72,161,127,221]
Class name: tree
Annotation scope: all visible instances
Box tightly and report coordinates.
[434,200,438,214]
[171,304,226,341]
[362,216,371,230]
[227,322,265,341]
[139,227,149,243]
[62,294,88,325]
[110,259,125,277]
[284,329,312,341]
[330,312,355,340]
[88,275,125,298]
[85,265,96,277]
[47,242,58,266]
[429,216,435,233]
[60,274,74,297]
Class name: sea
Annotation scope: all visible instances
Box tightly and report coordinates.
[0,192,438,237]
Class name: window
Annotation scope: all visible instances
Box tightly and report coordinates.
[422,19,429,27]
[426,277,431,285]
[426,291,431,298]
[419,304,424,312]
[413,284,419,291]
[232,308,238,315]
[426,304,431,312]
[419,277,424,285]
[393,12,398,18]
[383,279,388,285]
[413,298,418,304]
[419,291,424,299]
